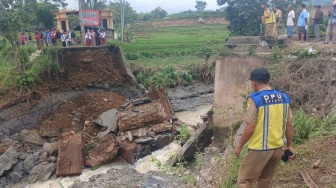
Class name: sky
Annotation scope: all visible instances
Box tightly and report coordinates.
[66,0,222,14]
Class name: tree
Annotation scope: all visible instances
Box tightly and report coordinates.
[195,0,207,12]
[36,3,59,29]
[83,0,107,10]
[109,1,138,26]
[196,47,215,64]
[149,6,168,19]
[0,0,32,72]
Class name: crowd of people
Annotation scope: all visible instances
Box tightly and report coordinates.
[261,1,336,44]
[20,28,106,49]
[84,29,106,47]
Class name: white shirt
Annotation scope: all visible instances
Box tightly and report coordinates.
[287,10,295,26]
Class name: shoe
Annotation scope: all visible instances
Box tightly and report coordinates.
[323,42,329,44]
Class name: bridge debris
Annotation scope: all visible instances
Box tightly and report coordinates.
[56,134,83,177]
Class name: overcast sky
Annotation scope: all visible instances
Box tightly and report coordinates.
[66,0,222,14]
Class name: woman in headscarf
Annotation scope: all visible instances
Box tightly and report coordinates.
[91,29,96,46]
[85,29,91,46]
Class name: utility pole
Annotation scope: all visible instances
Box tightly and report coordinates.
[78,0,85,43]
[120,0,125,43]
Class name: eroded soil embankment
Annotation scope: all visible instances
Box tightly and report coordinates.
[0,45,142,141]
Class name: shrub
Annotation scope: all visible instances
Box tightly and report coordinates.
[293,109,321,144]
[125,53,139,60]
[140,52,153,58]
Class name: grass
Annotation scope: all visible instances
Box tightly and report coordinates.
[120,24,228,89]
[0,44,61,92]
[124,24,229,55]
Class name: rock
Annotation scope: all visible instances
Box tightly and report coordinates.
[39,126,60,138]
[0,176,6,187]
[0,138,19,155]
[130,97,152,106]
[117,101,169,132]
[312,159,321,169]
[9,171,23,183]
[95,108,118,138]
[17,129,48,146]
[28,162,56,183]
[24,151,41,173]
[117,139,138,163]
[43,142,59,156]
[56,134,83,177]
[151,123,173,133]
[85,134,118,167]
[135,137,154,144]
[210,157,219,166]
[144,89,175,116]
[210,146,220,154]
[145,176,165,188]
[0,147,20,176]
[169,123,213,165]
[19,153,28,160]
[127,131,133,141]
[151,134,173,150]
[117,138,151,164]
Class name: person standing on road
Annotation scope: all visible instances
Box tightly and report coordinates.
[51,28,56,46]
[95,29,100,46]
[313,5,324,42]
[60,30,66,47]
[324,1,336,44]
[56,29,62,46]
[100,29,106,45]
[261,3,276,37]
[274,6,282,38]
[66,31,72,47]
[46,30,51,47]
[287,5,296,39]
[71,30,76,45]
[91,29,96,46]
[298,4,309,43]
[35,32,41,49]
[235,67,294,188]
[85,29,91,46]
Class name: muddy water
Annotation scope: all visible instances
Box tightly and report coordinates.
[175,104,212,125]
[24,162,128,188]
[133,104,213,174]
[133,142,182,173]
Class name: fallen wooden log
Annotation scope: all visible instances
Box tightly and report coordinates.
[300,169,319,188]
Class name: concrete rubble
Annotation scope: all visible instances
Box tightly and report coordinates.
[56,134,83,177]
[15,129,47,146]
[0,88,214,187]
[85,134,118,167]
[0,147,20,176]
[0,138,19,155]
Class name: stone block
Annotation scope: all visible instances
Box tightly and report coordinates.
[85,134,118,167]
[16,129,47,146]
[56,134,83,177]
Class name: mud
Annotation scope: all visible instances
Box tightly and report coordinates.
[167,82,214,112]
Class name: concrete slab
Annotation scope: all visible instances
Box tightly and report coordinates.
[56,134,83,177]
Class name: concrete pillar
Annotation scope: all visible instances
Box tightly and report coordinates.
[213,55,262,128]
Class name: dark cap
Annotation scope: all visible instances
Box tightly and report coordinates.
[249,67,270,81]
[316,5,321,8]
